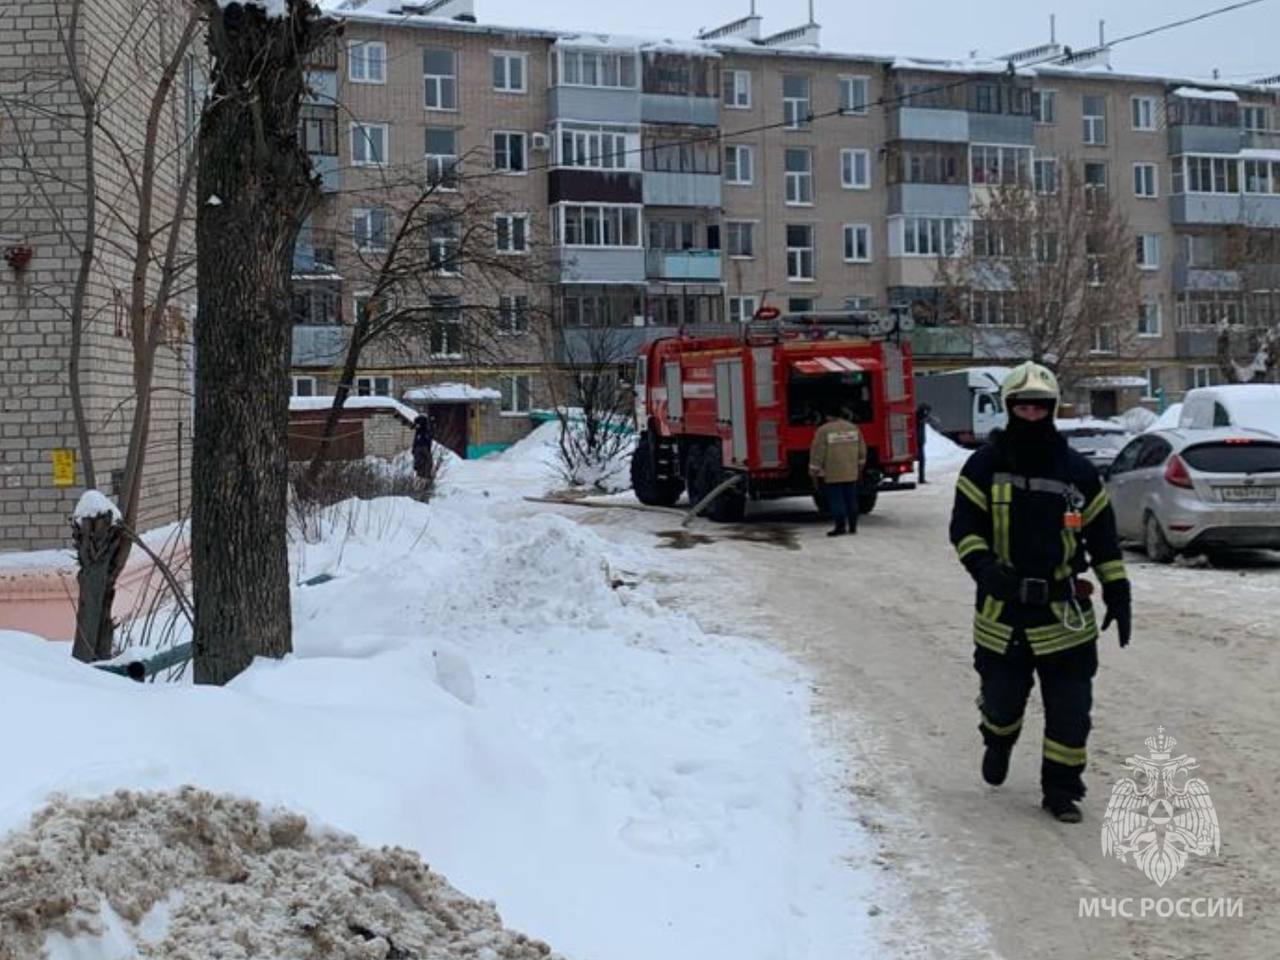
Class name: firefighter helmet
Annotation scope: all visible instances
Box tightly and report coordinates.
[1001,362,1060,407]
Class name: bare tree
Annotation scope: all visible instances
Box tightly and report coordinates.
[1214,224,1280,382]
[191,0,331,685]
[299,153,552,486]
[1,0,202,661]
[937,160,1143,390]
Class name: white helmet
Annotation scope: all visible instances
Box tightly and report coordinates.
[1001,362,1060,407]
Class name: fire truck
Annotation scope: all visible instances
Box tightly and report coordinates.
[629,309,918,522]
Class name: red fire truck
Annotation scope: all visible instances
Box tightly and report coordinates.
[630,310,918,521]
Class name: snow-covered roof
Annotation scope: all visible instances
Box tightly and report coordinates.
[1241,148,1280,162]
[403,382,501,403]
[1077,375,1150,389]
[891,55,1032,77]
[1172,86,1240,102]
[289,395,420,425]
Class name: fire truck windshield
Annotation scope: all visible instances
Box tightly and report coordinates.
[787,372,873,426]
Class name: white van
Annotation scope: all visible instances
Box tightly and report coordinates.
[1178,384,1280,438]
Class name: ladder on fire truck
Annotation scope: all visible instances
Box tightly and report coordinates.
[741,306,915,345]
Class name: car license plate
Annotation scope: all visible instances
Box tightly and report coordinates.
[1221,486,1277,502]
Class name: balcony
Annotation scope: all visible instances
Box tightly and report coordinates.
[642,170,721,207]
[1171,193,1280,227]
[1173,257,1242,293]
[1168,125,1245,155]
[645,249,722,281]
[889,108,969,143]
[548,169,643,205]
[1174,328,1257,359]
[556,247,647,283]
[907,325,973,358]
[967,112,1034,145]
[549,86,642,124]
[558,322,734,364]
[640,93,718,127]
[309,153,340,193]
[303,69,337,106]
[887,183,970,216]
[293,325,350,367]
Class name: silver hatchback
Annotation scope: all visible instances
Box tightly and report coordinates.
[1104,427,1280,561]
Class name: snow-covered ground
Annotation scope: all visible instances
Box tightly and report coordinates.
[0,425,879,959]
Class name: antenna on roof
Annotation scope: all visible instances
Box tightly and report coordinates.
[1050,13,1056,44]
[808,0,816,25]
[1098,19,1105,46]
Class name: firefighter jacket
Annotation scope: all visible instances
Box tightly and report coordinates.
[948,431,1128,657]
[809,419,867,484]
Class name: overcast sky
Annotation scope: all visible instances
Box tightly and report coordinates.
[481,0,1278,82]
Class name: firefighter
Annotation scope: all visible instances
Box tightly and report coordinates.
[809,407,867,537]
[948,362,1131,823]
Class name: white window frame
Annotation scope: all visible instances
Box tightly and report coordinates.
[352,292,372,325]
[428,219,461,276]
[839,75,869,116]
[555,122,639,171]
[348,40,386,84]
[1138,298,1163,338]
[784,147,813,205]
[355,375,393,397]
[495,212,529,254]
[556,49,638,90]
[553,203,643,249]
[1143,367,1161,400]
[291,375,317,397]
[1190,365,1215,389]
[350,122,388,167]
[1083,95,1107,145]
[783,73,811,130]
[1241,105,1272,133]
[491,50,527,93]
[1033,156,1058,195]
[1131,95,1158,131]
[786,224,815,282]
[425,127,459,191]
[840,148,871,190]
[492,130,527,174]
[1032,89,1056,124]
[724,144,754,185]
[728,295,759,324]
[723,69,751,109]
[1090,324,1117,355]
[843,223,872,263]
[352,207,389,253]
[499,373,532,415]
[1133,162,1159,198]
[898,216,964,257]
[725,220,756,259]
[1137,234,1161,271]
[498,294,530,335]
[423,47,458,111]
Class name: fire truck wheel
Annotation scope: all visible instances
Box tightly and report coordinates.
[630,436,682,507]
[857,488,879,515]
[693,442,746,523]
[812,487,829,517]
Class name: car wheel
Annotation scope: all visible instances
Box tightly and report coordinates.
[1143,513,1176,564]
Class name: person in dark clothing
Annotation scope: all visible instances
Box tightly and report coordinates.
[916,403,934,483]
[412,414,435,479]
[948,362,1132,824]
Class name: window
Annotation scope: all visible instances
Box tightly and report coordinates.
[1086,233,1104,285]
[427,216,460,274]
[554,204,642,247]
[291,285,339,325]
[647,219,696,251]
[1243,159,1280,194]
[423,48,458,110]
[492,51,526,93]
[425,127,459,189]
[291,376,317,397]
[348,40,386,84]
[1182,155,1240,194]
[557,49,637,89]
[1133,162,1158,198]
[840,148,870,189]
[900,217,962,257]
[971,291,1018,326]
[728,295,758,324]
[428,297,463,357]
[970,144,1031,186]
[786,224,815,280]
[723,69,751,108]
[1034,157,1058,194]
[891,142,964,185]
[1131,96,1158,131]
[788,297,814,313]
[644,128,719,174]
[492,131,526,173]
[1032,89,1056,124]
[726,221,755,258]
[783,73,810,129]
[1138,299,1162,337]
[500,374,531,415]
[558,123,636,170]
[350,122,387,166]
[498,294,529,334]
[352,207,389,252]
[972,220,1010,259]
[1091,325,1117,354]
[785,148,813,204]
[1083,95,1107,144]
[1189,365,1215,389]
[299,109,338,155]
[1143,367,1161,400]
[843,223,872,263]
[1241,105,1271,133]
[355,375,392,397]
[495,213,529,254]
[724,144,754,184]
[353,293,372,325]
[1035,231,1060,264]
[1084,160,1108,209]
[839,75,869,115]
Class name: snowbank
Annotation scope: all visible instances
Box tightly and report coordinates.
[923,425,970,472]
[289,395,421,425]
[1146,403,1183,432]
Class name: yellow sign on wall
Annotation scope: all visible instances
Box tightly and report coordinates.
[52,449,76,487]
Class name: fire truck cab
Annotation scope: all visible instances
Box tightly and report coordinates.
[630,310,918,522]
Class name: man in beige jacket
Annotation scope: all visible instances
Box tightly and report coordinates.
[809,407,867,536]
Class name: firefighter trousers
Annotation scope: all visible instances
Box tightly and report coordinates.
[974,637,1098,803]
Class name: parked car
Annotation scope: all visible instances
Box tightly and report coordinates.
[1057,418,1131,471]
[1104,427,1280,562]
[1178,384,1280,437]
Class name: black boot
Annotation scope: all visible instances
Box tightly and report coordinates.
[982,744,1011,785]
[1042,797,1083,823]
[827,523,846,537]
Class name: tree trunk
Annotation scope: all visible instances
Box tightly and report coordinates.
[71,513,123,662]
[191,0,324,685]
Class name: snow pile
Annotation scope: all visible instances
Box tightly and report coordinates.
[72,490,120,523]
[1118,406,1158,433]
[923,425,969,471]
[0,788,558,960]
[1146,402,1183,432]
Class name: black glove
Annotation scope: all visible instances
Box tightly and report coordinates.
[976,562,1021,602]
[1101,580,1132,648]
